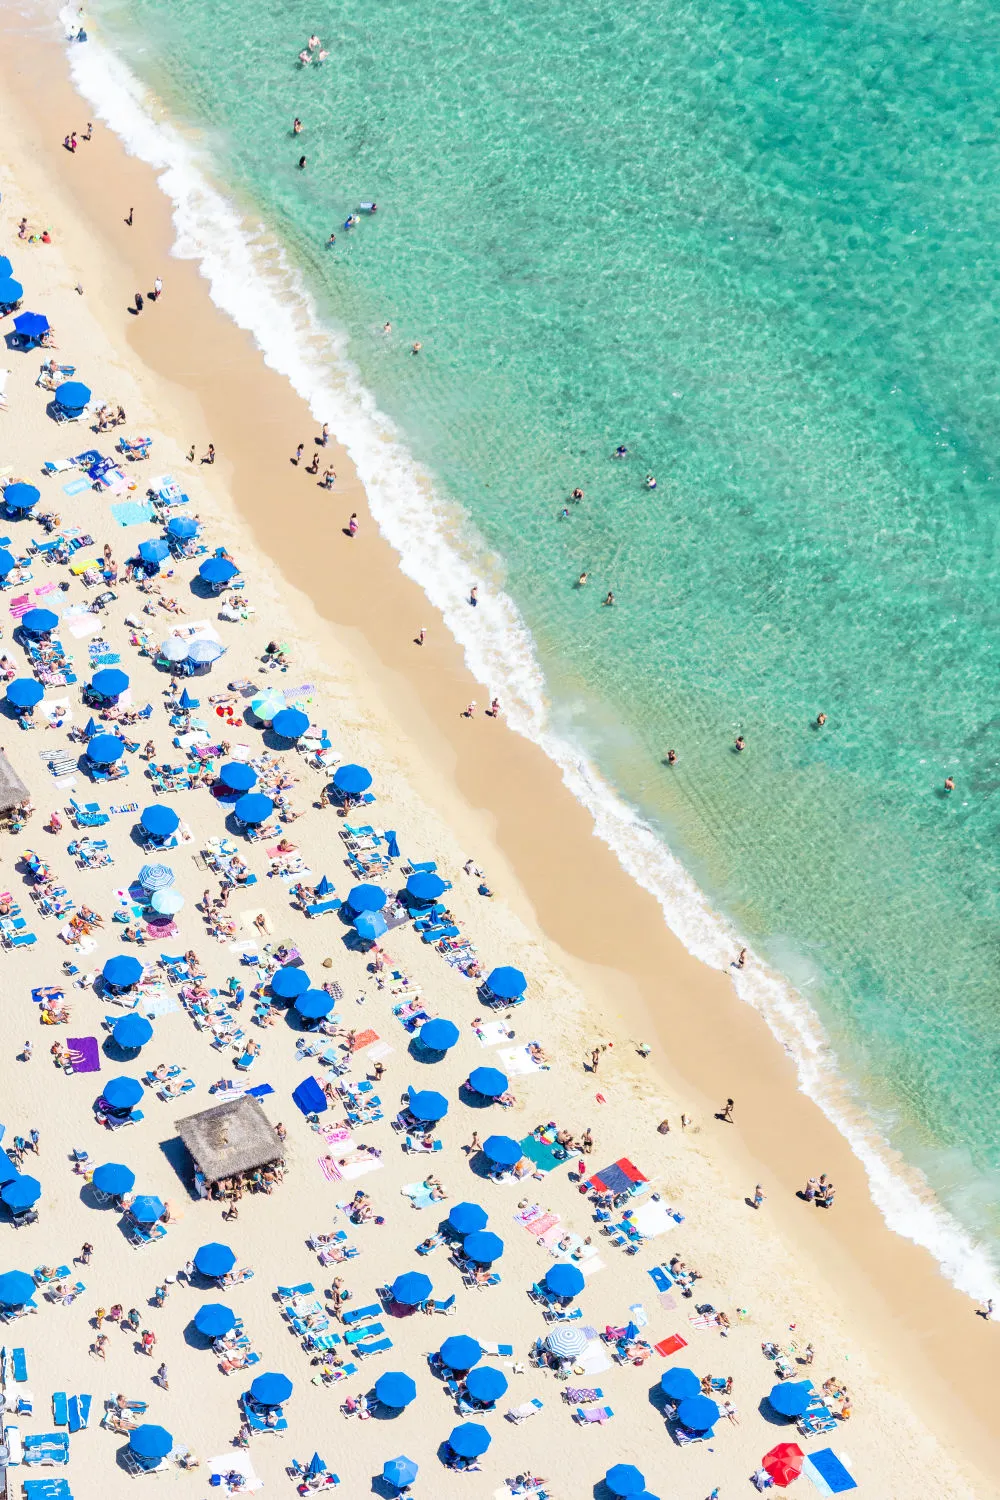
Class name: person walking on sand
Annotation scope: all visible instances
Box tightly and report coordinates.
[125,206,133,226]
[293,443,304,465]
[21,1040,32,1062]
[734,948,747,969]
[417,627,426,645]
[153,276,162,301]
[156,1362,168,1389]
[78,1242,93,1266]
[134,290,143,314]
[93,1333,108,1360]
[94,1306,106,1329]
[348,512,359,536]
[464,701,476,718]
[488,697,500,717]
[751,1183,765,1210]
[976,1298,994,1319]
[83,121,93,140]
[718,1098,734,1123]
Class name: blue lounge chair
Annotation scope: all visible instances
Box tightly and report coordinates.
[51,1393,67,1427]
[341,1301,381,1325]
[344,1322,385,1345]
[23,1432,70,1465]
[354,1335,393,1357]
[68,1394,91,1431]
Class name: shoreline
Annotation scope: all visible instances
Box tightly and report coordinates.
[1,6,997,1491]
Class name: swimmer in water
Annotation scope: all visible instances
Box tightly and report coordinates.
[666,749,678,765]
[816,712,827,727]
[577,572,588,587]
[411,341,422,354]
[326,232,336,247]
[298,156,307,169]
[734,734,746,752]
[293,118,303,134]
[383,322,392,334]
[559,507,570,520]
[603,591,615,606]
[469,585,478,606]
[614,444,628,459]
[298,49,312,64]
[943,775,955,792]
[308,34,321,48]
[571,488,584,501]
[645,473,657,489]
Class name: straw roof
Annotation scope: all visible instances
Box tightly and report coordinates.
[175,1096,283,1182]
[0,752,29,814]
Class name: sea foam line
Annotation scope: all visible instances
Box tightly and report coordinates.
[59,5,1000,1307]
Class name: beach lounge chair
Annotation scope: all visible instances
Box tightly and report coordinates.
[797,1404,838,1436]
[341,1301,380,1325]
[23,1432,70,1465]
[430,1294,456,1314]
[51,1393,68,1426]
[505,1398,544,1423]
[4,1422,22,1465]
[343,1322,385,1346]
[354,1335,392,1358]
[68,1394,92,1431]
[12,1346,28,1382]
[574,1404,613,1424]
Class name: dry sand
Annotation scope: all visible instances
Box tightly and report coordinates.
[0,10,994,1499]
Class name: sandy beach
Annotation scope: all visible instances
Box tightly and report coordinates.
[0,8,994,1499]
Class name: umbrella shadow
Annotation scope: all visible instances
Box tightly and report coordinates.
[102,1038,144,1065]
[457,1086,495,1111]
[466,1151,497,1181]
[157,1135,199,1200]
[369,1479,401,1498]
[79,1182,117,1211]
[406,1038,445,1067]
[758,1397,796,1426]
[182,1321,215,1350]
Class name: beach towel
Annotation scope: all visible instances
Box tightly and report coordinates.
[658,1292,678,1310]
[136,991,179,1019]
[496,1045,541,1076]
[348,1028,379,1052]
[34,583,60,597]
[62,477,90,496]
[319,1127,354,1149]
[318,1157,342,1183]
[401,1181,436,1210]
[803,1450,857,1494]
[475,1021,511,1047]
[519,1136,562,1172]
[654,1333,688,1357]
[66,1037,100,1073]
[110,501,154,527]
[632,1200,674,1238]
[207,1454,262,1494]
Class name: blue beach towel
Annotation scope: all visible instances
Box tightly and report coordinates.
[110,501,155,527]
[62,477,90,496]
[804,1449,858,1494]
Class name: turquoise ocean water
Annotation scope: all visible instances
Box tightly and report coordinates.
[70,0,1000,1284]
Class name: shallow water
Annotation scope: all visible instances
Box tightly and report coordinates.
[83,0,1000,1275]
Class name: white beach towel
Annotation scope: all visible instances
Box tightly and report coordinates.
[632,1201,674,1238]
[496,1045,540,1076]
[475,1021,511,1047]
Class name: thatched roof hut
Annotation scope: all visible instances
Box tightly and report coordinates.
[175,1096,283,1183]
[0,752,29,813]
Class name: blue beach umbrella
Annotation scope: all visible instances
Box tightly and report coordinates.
[307,1454,326,1478]
[354,910,387,942]
[138,862,174,890]
[0,257,12,278]
[545,1324,588,1358]
[271,707,309,740]
[178,688,196,710]
[406,870,446,902]
[167,515,199,540]
[13,311,48,340]
[605,1465,646,1497]
[20,608,57,635]
[234,792,273,825]
[194,1242,236,1279]
[0,551,17,576]
[391,1271,432,1306]
[485,966,526,1000]
[199,557,238,585]
[140,804,179,839]
[250,1372,293,1407]
[271,965,309,999]
[219,761,256,793]
[159,636,189,662]
[468,1066,508,1099]
[545,1262,585,1299]
[294,989,334,1021]
[407,1089,448,1123]
[187,638,223,664]
[448,1423,491,1459]
[0,278,23,306]
[374,1371,417,1409]
[447,1202,488,1236]
[150,887,184,915]
[314,875,334,897]
[439,1335,481,1372]
[92,1162,135,1197]
[194,1303,236,1338]
[660,1366,700,1402]
[54,381,91,412]
[0,1271,36,1306]
[103,954,143,990]
[482,1134,521,1167]
[463,1230,504,1265]
[2,1177,41,1212]
[385,830,401,858]
[4,484,40,514]
[129,1195,166,1225]
[767,1380,813,1419]
[384,1456,418,1489]
[5,679,43,709]
[91,668,129,698]
[103,1076,144,1111]
[333,763,371,795]
[112,1014,153,1050]
[128,1425,173,1461]
[676,1394,720,1432]
[419,1017,460,1053]
[82,717,99,739]
[347,883,386,913]
[464,1365,508,1406]
[250,689,285,722]
[87,733,125,764]
[138,539,170,566]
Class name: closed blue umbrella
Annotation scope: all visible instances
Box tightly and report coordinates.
[140,804,179,839]
[485,966,526,999]
[448,1423,491,1459]
[439,1335,481,1372]
[545,1263,585,1299]
[419,1017,460,1053]
[676,1394,720,1432]
[138,539,170,566]
[82,717,99,739]
[347,883,387,913]
[391,1272,432,1306]
[13,311,48,340]
[314,875,334,897]
[187,638,223,664]
[199,557,239,585]
[103,1076,144,1111]
[294,989,334,1021]
[102,954,143,990]
[20,607,57,634]
[1,1177,41,1212]
[332,763,371,795]
[167,515,199,540]
[660,1366,700,1402]
[87,733,125,764]
[383,1456,418,1489]
[250,1372,293,1408]
[271,965,309,999]
[468,1066,508,1099]
[463,1230,503,1265]
[482,1134,521,1167]
[220,762,257,793]
[407,1089,448,1123]
[138,862,174,891]
[194,1302,236,1338]
[271,707,309,740]
[234,792,273,825]
[0,1271,35,1306]
[194,1242,236,1278]
[54,381,91,412]
[767,1380,813,1419]
[374,1371,417,1409]
[129,1425,173,1461]
[178,688,196,710]
[5,679,43,709]
[4,484,40,514]
[112,1014,153,1050]
[385,830,401,858]
[129,1195,166,1225]
[447,1202,488,1236]
[0,278,24,306]
[91,668,129,699]
[464,1365,508,1406]
[0,550,17,576]
[354,910,387,943]
[406,870,446,902]
[605,1465,646,1497]
[92,1162,135,1196]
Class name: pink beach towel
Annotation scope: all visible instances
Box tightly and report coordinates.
[318,1156,342,1183]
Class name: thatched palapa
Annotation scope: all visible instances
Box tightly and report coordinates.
[176,1096,283,1182]
[0,752,29,813]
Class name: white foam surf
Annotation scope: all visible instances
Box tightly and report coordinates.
[59,4,1000,1309]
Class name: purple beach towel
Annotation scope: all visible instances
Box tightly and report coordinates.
[67,1036,101,1073]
